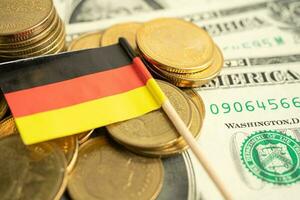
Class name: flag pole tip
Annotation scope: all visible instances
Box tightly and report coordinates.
[118,37,136,60]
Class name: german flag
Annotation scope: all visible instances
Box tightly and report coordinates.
[0,38,166,144]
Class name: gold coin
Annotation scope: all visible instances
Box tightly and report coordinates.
[181,98,202,141]
[0,116,17,139]
[150,44,223,87]
[47,28,67,54]
[0,135,67,200]
[145,60,168,80]
[52,43,66,54]
[183,89,206,119]
[42,24,66,54]
[127,98,202,157]
[107,80,192,149]
[68,32,102,51]
[0,96,8,120]
[0,12,59,49]
[0,119,79,172]
[24,20,66,56]
[0,0,54,41]
[101,22,142,50]
[68,136,164,200]
[48,31,66,54]
[77,129,94,144]
[137,18,214,73]
[0,19,65,58]
[52,136,79,173]
[0,8,56,44]
[0,17,62,56]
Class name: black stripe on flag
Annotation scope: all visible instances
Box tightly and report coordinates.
[0,44,131,93]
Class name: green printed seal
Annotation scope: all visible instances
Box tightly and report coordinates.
[240,130,300,185]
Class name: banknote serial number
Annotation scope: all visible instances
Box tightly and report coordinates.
[209,97,300,115]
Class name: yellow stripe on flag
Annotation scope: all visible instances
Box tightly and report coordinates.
[146,79,167,105]
[16,83,162,144]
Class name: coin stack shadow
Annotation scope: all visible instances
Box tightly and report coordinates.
[0,0,66,62]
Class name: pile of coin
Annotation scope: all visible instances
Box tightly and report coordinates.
[0,18,210,200]
[0,118,79,171]
[0,122,194,199]
[0,0,66,62]
[68,21,207,157]
[136,18,223,88]
[0,109,171,200]
[0,127,168,200]
[107,80,205,157]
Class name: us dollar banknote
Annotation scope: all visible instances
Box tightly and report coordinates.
[54,0,165,24]
[66,0,300,57]
[62,1,300,199]
[194,0,300,57]
[55,0,262,24]
[192,51,300,200]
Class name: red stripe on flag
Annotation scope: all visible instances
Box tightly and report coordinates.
[133,57,153,83]
[5,64,152,117]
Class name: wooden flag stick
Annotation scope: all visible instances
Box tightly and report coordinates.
[162,100,232,200]
[119,37,232,200]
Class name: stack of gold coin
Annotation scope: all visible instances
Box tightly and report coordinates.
[136,18,223,87]
[107,80,205,157]
[0,0,66,62]
[0,123,167,200]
